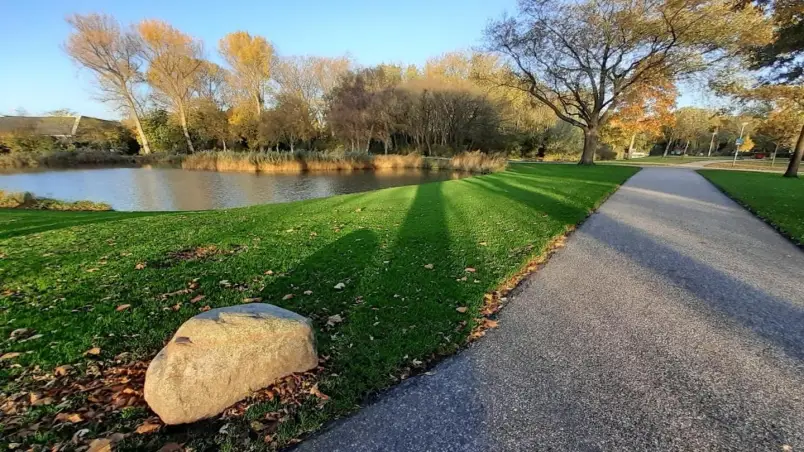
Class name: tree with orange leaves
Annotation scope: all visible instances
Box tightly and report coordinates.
[138,20,204,153]
[605,78,677,159]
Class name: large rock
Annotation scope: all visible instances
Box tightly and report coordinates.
[144,304,317,424]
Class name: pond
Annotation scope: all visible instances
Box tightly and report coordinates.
[0,167,465,211]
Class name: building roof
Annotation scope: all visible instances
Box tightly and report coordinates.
[0,116,119,137]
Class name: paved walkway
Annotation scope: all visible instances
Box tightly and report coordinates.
[298,168,804,451]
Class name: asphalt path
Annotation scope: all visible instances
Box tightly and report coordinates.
[298,168,804,451]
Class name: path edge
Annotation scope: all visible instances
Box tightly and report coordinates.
[697,169,803,251]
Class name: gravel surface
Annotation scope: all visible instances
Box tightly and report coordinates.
[297,168,804,452]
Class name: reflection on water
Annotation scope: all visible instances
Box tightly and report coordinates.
[0,167,465,211]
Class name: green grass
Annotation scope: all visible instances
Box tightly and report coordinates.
[0,164,638,449]
[699,170,804,246]
[600,155,730,166]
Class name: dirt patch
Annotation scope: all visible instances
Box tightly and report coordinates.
[151,245,247,268]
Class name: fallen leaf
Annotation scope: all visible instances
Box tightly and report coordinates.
[282,294,294,301]
[484,319,499,329]
[31,396,54,406]
[264,270,274,275]
[84,347,101,356]
[309,383,330,400]
[250,420,265,431]
[190,295,205,303]
[157,442,183,452]
[115,304,131,312]
[134,262,147,270]
[199,305,211,312]
[171,303,182,311]
[423,263,434,269]
[86,268,99,273]
[135,421,161,434]
[243,297,262,303]
[54,412,84,424]
[54,365,73,376]
[87,439,112,452]
[412,359,423,366]
[479,241,487,246]
[465,267,476,273]
[303,290,313,295]
[334,282,346,290]
[456,306,468,313]
[0,352,21,360]
[326,314,343,326]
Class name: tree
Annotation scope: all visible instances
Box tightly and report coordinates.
[486,0,771,164]
[218,31,274,118]
[756,105,800,163]
[744,0,804,177]
[260,94,315,151]
[749,0,803,84]
[138,19,204,153]
[605,78,676,158]
[674,107,715,155]
[64,13,152,154]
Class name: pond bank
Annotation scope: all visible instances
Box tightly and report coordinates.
[0,190,111,211]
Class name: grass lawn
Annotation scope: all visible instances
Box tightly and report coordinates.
[600,155,730,166]
[699,170,804,246]
[0,164,638,450]
[704,159,797,173]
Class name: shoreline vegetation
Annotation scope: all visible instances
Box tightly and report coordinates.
[0,165,637,450]
[0,150,507,174]
[0,190,112,211]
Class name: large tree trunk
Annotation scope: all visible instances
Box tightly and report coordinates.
[784,123,804,178]
[683,140,690,156]
[579,127,597,165]
[126,99,151,155]
[663,138,673,157]
[626,133,636,160]
[178,108,195,154]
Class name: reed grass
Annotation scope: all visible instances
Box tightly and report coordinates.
[182,150,506,174]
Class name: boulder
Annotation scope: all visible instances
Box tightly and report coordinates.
[144,304,317,425]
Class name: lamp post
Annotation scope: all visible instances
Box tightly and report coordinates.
[732,122,748,167]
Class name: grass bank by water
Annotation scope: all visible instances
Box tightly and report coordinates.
[0,164,637,450]
[699,170,804,246]
[0,190,112,211]
[0,150,180,170]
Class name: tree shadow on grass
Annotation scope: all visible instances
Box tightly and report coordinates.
[0,210,160,240]
[462,176,591,223]
[587,212,804,363]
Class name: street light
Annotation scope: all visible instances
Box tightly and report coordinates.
[732,122,749,167]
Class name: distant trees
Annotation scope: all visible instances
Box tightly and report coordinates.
[486,0,772,164]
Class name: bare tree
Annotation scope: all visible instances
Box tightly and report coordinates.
[486,0,771,164]
[64,14,152,154]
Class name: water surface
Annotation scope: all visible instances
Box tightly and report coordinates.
[0,167,463,211]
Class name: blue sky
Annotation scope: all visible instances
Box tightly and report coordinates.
[0,0,704,119]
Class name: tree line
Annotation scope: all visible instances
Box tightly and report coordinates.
[11,0,802,177]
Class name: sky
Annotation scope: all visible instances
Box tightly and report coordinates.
[0,0,706,120]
